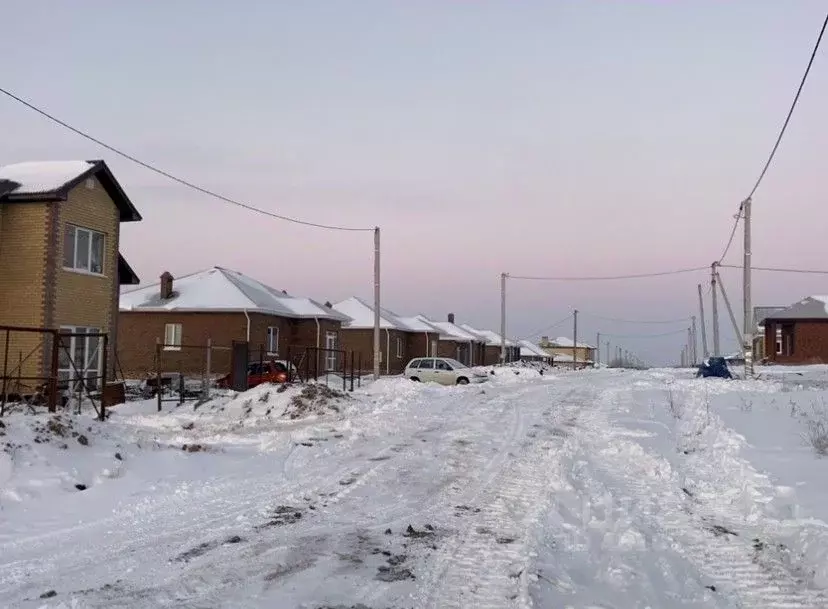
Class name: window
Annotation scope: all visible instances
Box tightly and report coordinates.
[419,359,434,369]
[776,340,783,355]
[267,326,279,354]
[164,323,182,350]
[396,337,403,358]
[325,331,337,371]
[436,360,452,371]
[408,359,422,369]
[63,225,104,274]
[58,326,102,392]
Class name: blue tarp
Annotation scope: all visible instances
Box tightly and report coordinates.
[696,357,732,379]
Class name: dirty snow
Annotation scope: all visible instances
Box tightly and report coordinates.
[1,369,828,608]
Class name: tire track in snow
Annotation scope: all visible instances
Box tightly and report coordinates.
[583,386,828,609]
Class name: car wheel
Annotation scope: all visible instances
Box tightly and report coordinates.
[410,377,420,382]
[456,377,469,385]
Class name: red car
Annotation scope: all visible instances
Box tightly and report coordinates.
[217,361,293,389]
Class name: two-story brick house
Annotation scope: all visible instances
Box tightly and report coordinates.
[0,160,142,395]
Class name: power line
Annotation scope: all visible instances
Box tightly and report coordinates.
[0,86,374,232]
[579,311,692,325]
[746,10,828,200]
[601,328,688,339]
[508,266,708,282]
[519,314,573,340]
[720,264,828,275]
[717,205,743,263]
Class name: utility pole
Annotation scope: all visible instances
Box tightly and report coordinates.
[743,198,754,377]
[606,341,611,368]
[698,284,709,359]
[500,273,507,364]
[691,316,698,365]
[573,309,578,369]
[373,227,381,380]
[596,332,601,366]
[687,328,694,365]
[711,262,721,357]
[717,270,744,348]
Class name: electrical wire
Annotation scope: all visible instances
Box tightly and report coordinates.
[519,314,573,340]
[717,205,743,263]
[746,10,828,200]
[0,86,374,232]
[580,311,692,325]
[600,328,688,339]
[719,264,828,275]
[508,266,708,282]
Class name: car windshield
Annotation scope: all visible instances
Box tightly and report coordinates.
[443,358,468,370]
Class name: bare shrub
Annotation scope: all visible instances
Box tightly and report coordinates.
[804,418,828,456]
[668,390,684,419]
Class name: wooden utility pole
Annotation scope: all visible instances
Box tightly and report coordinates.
[373,228,381,380]
[743,198,754,377]
[572,309,578,369]
[717,270,744,348]
[500,273,507,364]
[596,332,601,366]
[691,316,698,365]
[698,284,709,359]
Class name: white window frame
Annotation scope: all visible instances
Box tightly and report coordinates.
[58,326,103,392]
[325,331,337,371]
[267,326,279,355]
[396,336,403,358]
[164,323,182,351]
[63,224,105,275]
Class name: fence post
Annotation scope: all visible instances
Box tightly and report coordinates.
[1,328,9,417]
[349,350,355,392]
[48,329,59,413]
[178,370,184,406]
[156,340,162,412]
[342,350,346,392]
[204,338,212,399]
[286,346,292,383]
[305,348,310,384]
[99,333,109,421]
[358,352,362,388]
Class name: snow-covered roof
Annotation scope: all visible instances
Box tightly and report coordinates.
[395,316,441,333]
[332,297,402,330]
[460,324,515,347]
[0,160,95,195]
[416,316,482,342]
[765,296,828,321]
[545,336,594,349]
[519,340,550,358]
[120,267,347,320]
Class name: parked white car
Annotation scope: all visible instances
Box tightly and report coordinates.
[404,357,489,386]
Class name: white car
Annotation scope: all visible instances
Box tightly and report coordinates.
[404,357,488,386]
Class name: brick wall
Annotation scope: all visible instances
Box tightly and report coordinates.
[765,320,828,365]
[51,175,121,376]
[0,202,50,388]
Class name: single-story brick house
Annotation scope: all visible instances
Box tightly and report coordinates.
[753,305,786,362]
[519,340,552,363]
[415,314,487,367]
[118,267,348,378]
[539,336,595,368]
[762,296,828,365]
[459,323,520,365]
[329,297,441,375]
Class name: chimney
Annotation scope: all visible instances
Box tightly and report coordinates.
[447,313,455,324]
[541,336,549,345]
[324,301,332,308]
[160,271,174,299]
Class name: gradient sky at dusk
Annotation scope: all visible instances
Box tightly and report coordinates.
[2,1,827,364]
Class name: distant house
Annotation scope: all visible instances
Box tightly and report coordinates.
[519,340,552,363]
[539,336,595,367]
[753,306,787,362]
[118,267,348,378]
[459,324,520,365]
[0,160,142,395]
[762,296,828,365]
[416,314,486,367]
[329,297,440,375]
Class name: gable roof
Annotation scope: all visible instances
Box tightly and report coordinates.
[0,159,142,222]
[544,336,594,349]
[519,340,550,358]
[119,266,347,320]
[754,305,790,327]
[416,315,482,342]
[764,296,828,321]
[459,324,516,347]
[332,297,405,330]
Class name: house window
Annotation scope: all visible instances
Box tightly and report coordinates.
[63,225,104,274]
[267,326,279,354]
[325,331,337,371]
[776,339,783,355]
[396,337,403,358]
[58,326,102,392]
[164,323,182,350]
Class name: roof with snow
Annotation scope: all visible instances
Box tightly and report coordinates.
[0,160,142,222]
[754,305,787,328]
[416,316,482,342]
[459,324,515,347]
[330,297,443,333]
[544,336,595,349]
[764,297,828,321]
[519,340,550,358]
[120,267,347,320]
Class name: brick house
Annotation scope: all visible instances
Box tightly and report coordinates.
[459,323,520,365]
[753,305,786,362]
[416,314,487,367]
[539,336,595,368]
[519,340,552,363]
[762,296,828,365]
[118,267,348,378]
[330,297,441,375]
[0,160,142,394]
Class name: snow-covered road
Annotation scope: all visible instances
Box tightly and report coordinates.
[1,369,827,608]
